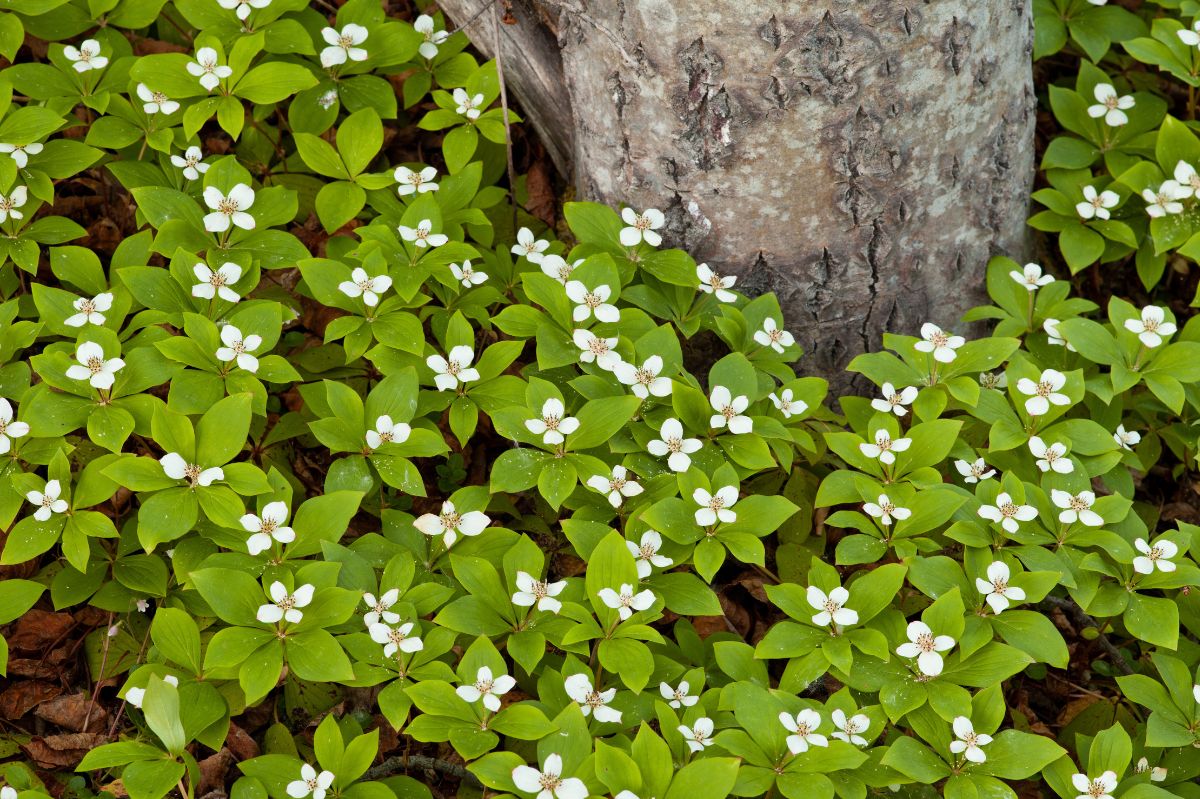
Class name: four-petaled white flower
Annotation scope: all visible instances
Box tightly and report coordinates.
[203,184,256,232]
[66,342,124,389]
[363,589,400,627]
[125,674,179,709]
[754,318,795,353]
[915,323,965,363]
[0,142,43,168]
[1144,181,1185,217]
[572,329,622,371]
[807,585,858,627]
[978,493,1038,533]
[950,717,991,763]
[1133,537,1178,574]
[1123,305,1176,348]
[598,583,655,621]
[217,0,271,20]
[136,82,179,114]
[0,186,28,222]
[565,280,619,323]
[256,581,314,624]
[414,14,449,60]
[780,709,828,754]
[193,262,242,303]
[1052,490,1103,526]
[1029,436,1073,474]
[215,325,261,373]
[0,398,30,454]
[512,571,567,613]
[975,561,1026,614]
[540,255,579,284]
[693,485,738,526]
[64,39,107,72]
[1072,772,1118,799]
[453,88,484,120]
[696,262,737,302]
[512,227,549,263]
[367,415,411,449]
[954,457,995,483]
[678,717,714,752]
[627,530,672,578]
[428,345,480,391]
[161,452,224,487]
[1180,20,1200,47]
[619,207,664,247]
[457,666,515,712]
[770,388,807,419]
[871,383,918,416]
[659,680,698,708]
[863,494,911,526]
[320,25,369,68]
[525,398,579,446]
[414,500,490,548]
[450,260,487,287]
[1044,318,1076,351]
[286,765,334,799]
[613,355,671,399]
[831,709,870,746]
[187,47,233,91]
[1114,424,1140,450]
[1017,369,1069,416]
[171,146,209,181]
[242,501,295,555]
[647,418,701,472]
[27,479,67,521]
[398,218,448,248]
[709,385,752,433]
[65,292,113,327]
[1088,84,1134,126]
[564,673,622,722]
[338,267,392,307]
[394,165,438,195]
[511,753,587,799]
[896,620,955,677]
[369,621,423,657]
[587,464,643,508]
[859,429,911,465]
[1076,185,1118,220]
[1011,262,1054,291]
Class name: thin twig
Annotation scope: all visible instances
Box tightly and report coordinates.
[82,613,115,731]
[448,0,494,34]
[364,755,482,788]
[491,0,519,235]
[1040,596,1134,675]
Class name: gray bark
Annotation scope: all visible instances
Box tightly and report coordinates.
[444,0,1035,387]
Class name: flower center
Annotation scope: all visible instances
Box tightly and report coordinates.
[1148,547,1163,561]
[665,436,682,453]
[1036,381,1053,397]
[583,292,602,308]
[1104,96,1119,110]
[229,338,245,354]
[720,404,736,420]
[768,328,784,342]
[557,265,573,281]
[587,338,608,355]
[584,691,605,709]
[708,274,724,290]
[543,414,560,431]
[305,779,319,791]
[1087,781,1107,798]
[845,720,863,734]
[210,273,227,287]
[991,578,1008,594]
[538,774,562,792]
[0,419,7,435]
[916,632,936,653]
[87,356,104,374]
[39,494,53,508]
[608,476,626,491]
[823,598,841,613]
[795,721,811,735]
[880,501,895,514]
[691,726,709,744]
[531,580,549,599]
[79,299,96,314]
[218,198,239,214]
[387,628,409,646]
[79,49,94,62]
[413,227,430,241]
[440,510,462,530]
[338,34,355,47]
[876,436,893,451]
[378,429,393,443]
[708,497,725,511]
[638,544,657,559]
[1143,318,1159,332]
[476,678,493,693]
[445,360,462,376]
[277,595,295,611]
[0,198,11,211]
[201,58,217,72]
[962,732,979,747]
[635,215,651,231]
[999,502,1019,518]
[930,331,949,347]
[261,517,277,533]
[1157,191,1173,206]
[1069,496,1089,511]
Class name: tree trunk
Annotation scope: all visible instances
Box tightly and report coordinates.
[444,0,1035,387]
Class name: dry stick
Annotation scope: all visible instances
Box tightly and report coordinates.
[82,612,115,731]
[491,0,519,235]
[364,755,483,788]
[1039,595,1134,675]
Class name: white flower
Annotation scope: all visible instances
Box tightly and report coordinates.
[1011,262,1054,291]
[709,385,752,434]
[136,599,150,613]
[693,485,738,526]
[1144,181,1185,217]
[770,388,807,419]
[414,14,449,60]
[1072,772,1118,799]
[453,88,484,120]
[286,765,334,799]
[398,218,448,248]
[27,479,68,521]
[64,292,113,327]
[320,24,368,68]
[1123,305,1176,348]
[1114,424,1140,450]
[1076,185,1118,220]
[564,673,622,723]
[160,453,224,487]
[457,666,515,713]
[394,165,438,195]
[450,260,487,287]
[525,398,579,446]
[1052,490,1103,527]
[427,346,480,391]
[662,676,700,705]
[863,494,911,526]
[587,464,643,508]
[366,415,411,449]
[136,83,179,115]
[203,184,255,232]
[187,47,232,91]
[66,341,124,389]
[1016,369,1069,416]
[896,620,955,677]
[1181,20,1200,47]
[871,383,918,416]
[170,146,208,181]
[512,571,566,614]
[565,280,619,323]
[217,0,271,20]
[0,399,30,454]
[0,142,43,168]
[511,753,587,799]
[831,709,870,746]
[414,501,490,548]
[1029,436,1074,474]
[754,318,795,353]
[950,717,991,763]
[572,329,622,371]
[256,581,314,624]
[807,585,858,627]
[362,588,400,626]
[1133,537,1178,574]
[598,583,655,621]
[540,255,579,284]
[215,325,261,373]
[0,186,28,222]
[1,787,14,799]
[1135,758,1168,782]
[975,561,1026,614]
[647,418,701,472]
[369,621,423,657]
[338,267,392,307]
[859,429,911,466]
[619,207,664,247]
[613,355,671,399]
[124,675,179,709]
[1044,318,1076,351]
[696,262,737,302]
[977,493,1038,533]
[512,227,550,263]
[192,262,242,303]
[1088,84,1134,126]
[63,39,107,72]
[242,501,295,555]
[954,458,995,484]
[780,709,828,754]
[678,718,714,753]
[914,323,965,363]
[627,530,672,578]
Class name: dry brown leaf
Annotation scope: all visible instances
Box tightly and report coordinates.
[0,681,62,719]
[34,692,107,733]
[22,733,106,769]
